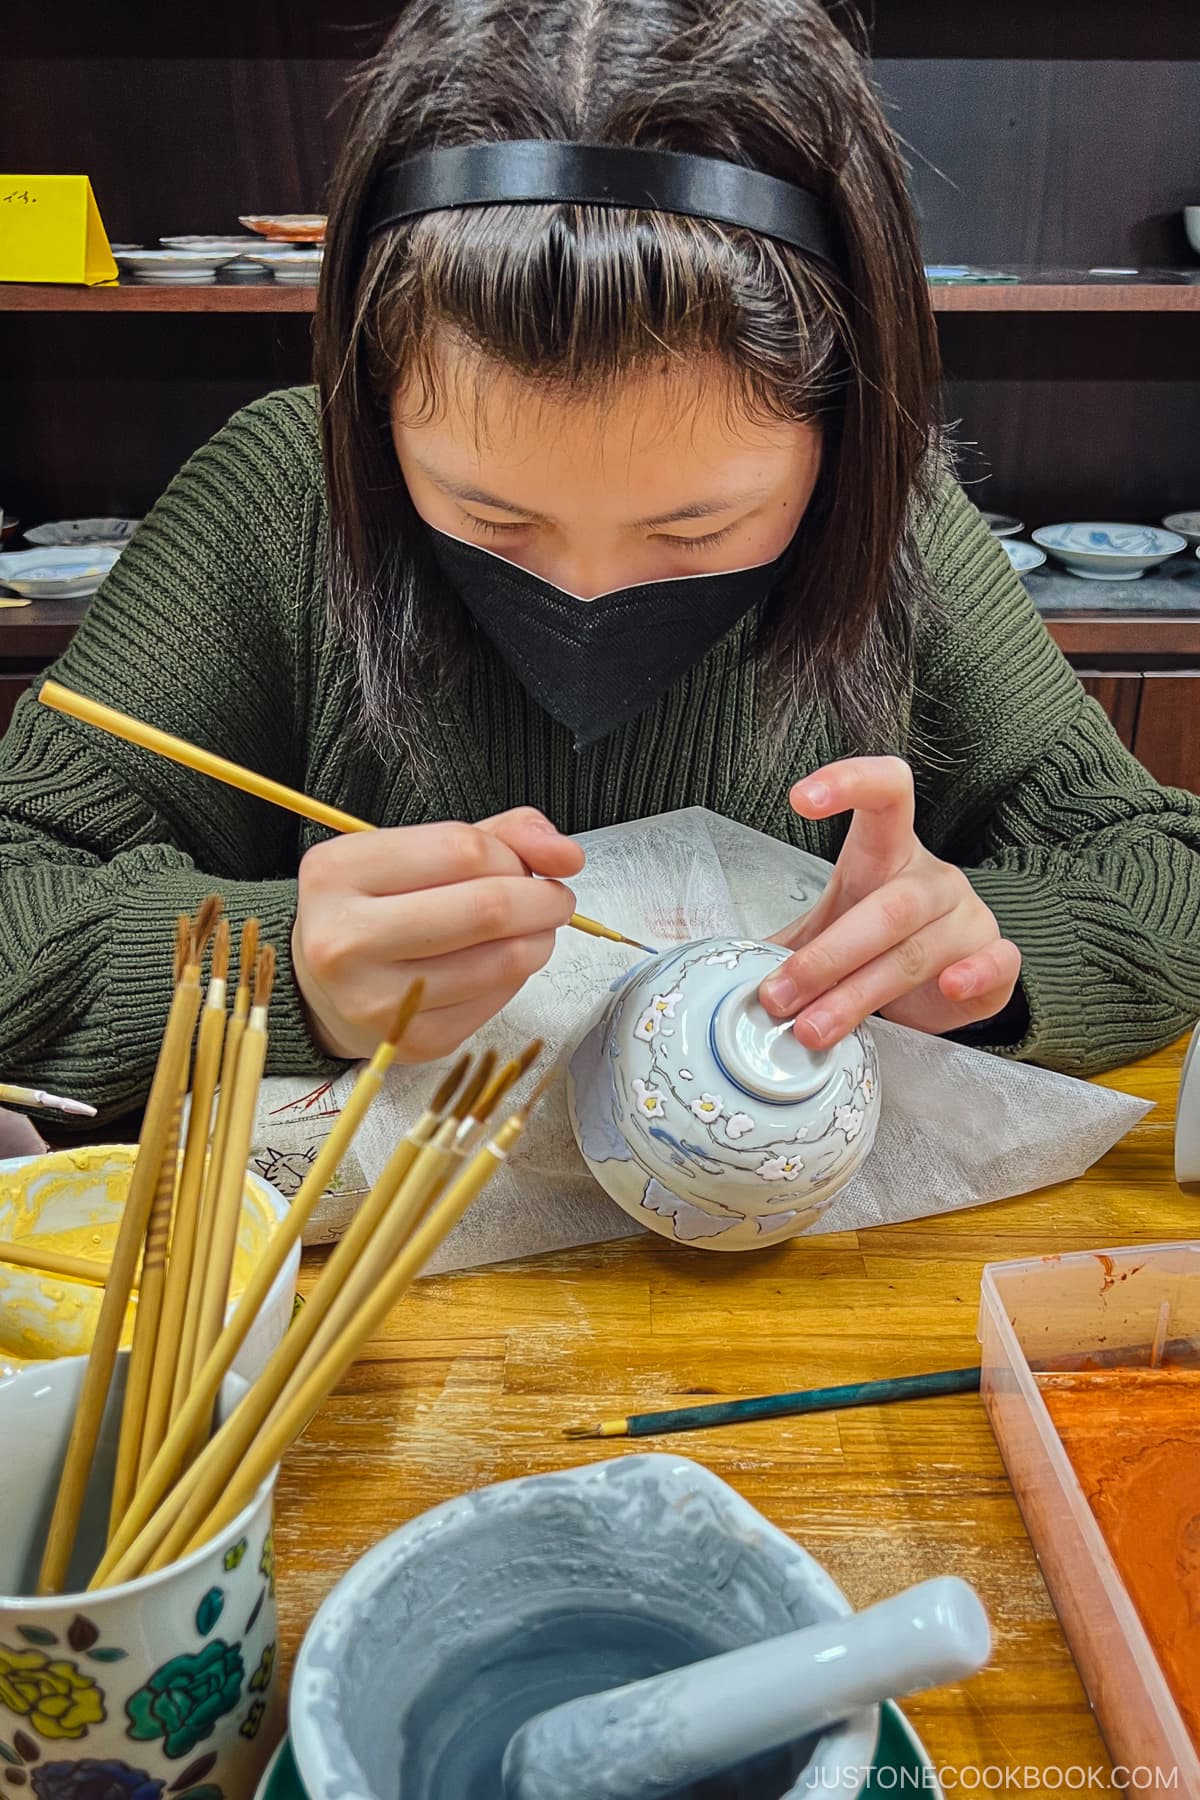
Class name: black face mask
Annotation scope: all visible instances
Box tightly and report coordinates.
[429,528,791,749]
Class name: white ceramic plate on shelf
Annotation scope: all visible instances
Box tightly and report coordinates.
[1001,539,1046,575]
[25,516,141,548]
[160,234,263,253]
[1031,522,1186,580]
[981,511,1023,538]
[247,248,323,284]
[0,544,122,599]
[1162,511,1200,546]
[114,248,229,284]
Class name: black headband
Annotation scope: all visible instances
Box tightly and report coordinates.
[364,140,837,265]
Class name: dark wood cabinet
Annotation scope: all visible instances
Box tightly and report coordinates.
[0,674,33,736]
[1131,674,1200,793]
[1,1,1198,796]
[1077,673,1143,753]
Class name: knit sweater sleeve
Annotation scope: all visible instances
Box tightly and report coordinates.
[0,388,337,1116]
[911,475,1200,1076]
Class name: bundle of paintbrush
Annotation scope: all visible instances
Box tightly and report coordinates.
[32,895,547,1595]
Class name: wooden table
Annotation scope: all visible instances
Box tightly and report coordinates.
[275,1036,1193,1784]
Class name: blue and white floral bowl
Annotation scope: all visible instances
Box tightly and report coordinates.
[1031,522,1186,580]
[567,936,880,1251]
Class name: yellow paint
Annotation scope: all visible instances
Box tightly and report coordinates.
[0,1145,274,1374]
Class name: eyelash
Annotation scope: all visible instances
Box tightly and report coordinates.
[465,516,738,552]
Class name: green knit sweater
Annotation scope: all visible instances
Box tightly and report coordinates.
[1,387,1197,1114]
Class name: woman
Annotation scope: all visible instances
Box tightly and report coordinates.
[1,0,1197,1117]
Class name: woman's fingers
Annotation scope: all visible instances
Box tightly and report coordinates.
[478,806,587,877]
[761,868,964,1017]
[787,912,1020,1048]
[789,757,916,879]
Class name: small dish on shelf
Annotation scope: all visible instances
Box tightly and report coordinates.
[1001,539,1046,575]
[239,213,326,243]
[160,234,263,253]
[1162,511,1200,546]
[981,512,1023,538]
[1031,522,1187,581]
[25,516,141,549]
[1184,206,1200,257]
[245,249,323,285]
[114,248,230,285]
[0,545,122,599]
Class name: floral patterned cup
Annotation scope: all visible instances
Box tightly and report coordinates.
[0,1356,280,1800]
[567,936,881,1250]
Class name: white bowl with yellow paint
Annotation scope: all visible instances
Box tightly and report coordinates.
[0,1146,299,1379]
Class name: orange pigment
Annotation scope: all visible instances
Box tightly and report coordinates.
[1039,1369,1200,1751]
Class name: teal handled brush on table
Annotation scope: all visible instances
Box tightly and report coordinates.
[565,1366,983,1439]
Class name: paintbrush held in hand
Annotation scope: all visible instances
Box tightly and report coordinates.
[20,895,550,1596]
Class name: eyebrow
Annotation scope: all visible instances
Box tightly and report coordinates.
[415,461,771,529]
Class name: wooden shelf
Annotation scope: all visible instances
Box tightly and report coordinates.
[3,599,1197,673]
[4,277,1200,315]
[0,284,316,313]
[0,597,91,659]
[933,282,1200,312]
[1041,611,1200,657]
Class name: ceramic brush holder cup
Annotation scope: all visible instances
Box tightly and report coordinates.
[0,1354,280,1800]
[566,936,881,1249]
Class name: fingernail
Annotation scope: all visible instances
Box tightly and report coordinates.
[761,975,799,1015]
[798,1009,833,1045]
[950,970,976,999]
[797,780,830,808]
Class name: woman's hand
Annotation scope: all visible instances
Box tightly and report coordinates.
[292,807,584,1061]
[760,757,1021,1047]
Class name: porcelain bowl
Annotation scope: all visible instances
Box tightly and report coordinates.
[566,935,880,1251]
[1031,522,1186,580]
[1185,206,1200,257]
[1001,539,1046,575]
[25,516,141,548]
[1162,511,1200,547]
[0,545,121,598]
[0,1146,300,1377]
[291,1454,879,1800]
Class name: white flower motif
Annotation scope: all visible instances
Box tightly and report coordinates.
[678,1068,694,1081]
[756,1154,805,1182]
[704,949,742,969]
[652,989,682,1017]
[724,1112,754,1141]
[633,1008,660,1042]
[793,1125,809,1142]
[853,1062,875,1104]
[834,1103,865,1142]
[632,1078,666,1120]
[690,1092,723,1121]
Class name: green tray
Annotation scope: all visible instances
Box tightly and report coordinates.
[257,1700,943,1797]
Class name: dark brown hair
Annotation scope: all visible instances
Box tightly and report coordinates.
[314,0,942,764]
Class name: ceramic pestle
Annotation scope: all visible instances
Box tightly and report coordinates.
[501,1575,990,1800]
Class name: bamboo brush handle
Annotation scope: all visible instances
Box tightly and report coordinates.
[91,1039,401,1590]
[184,1118,524,1558]
[149,989,227,1453]
[0,1240,130,1291]
[174,1003,246,1410]
[137,1125,455,1579]
[109,1097,181,1531]
[36,969,202,1595]
[37,680,646,951]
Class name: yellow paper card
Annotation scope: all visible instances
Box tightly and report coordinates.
[0,175,118,286]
